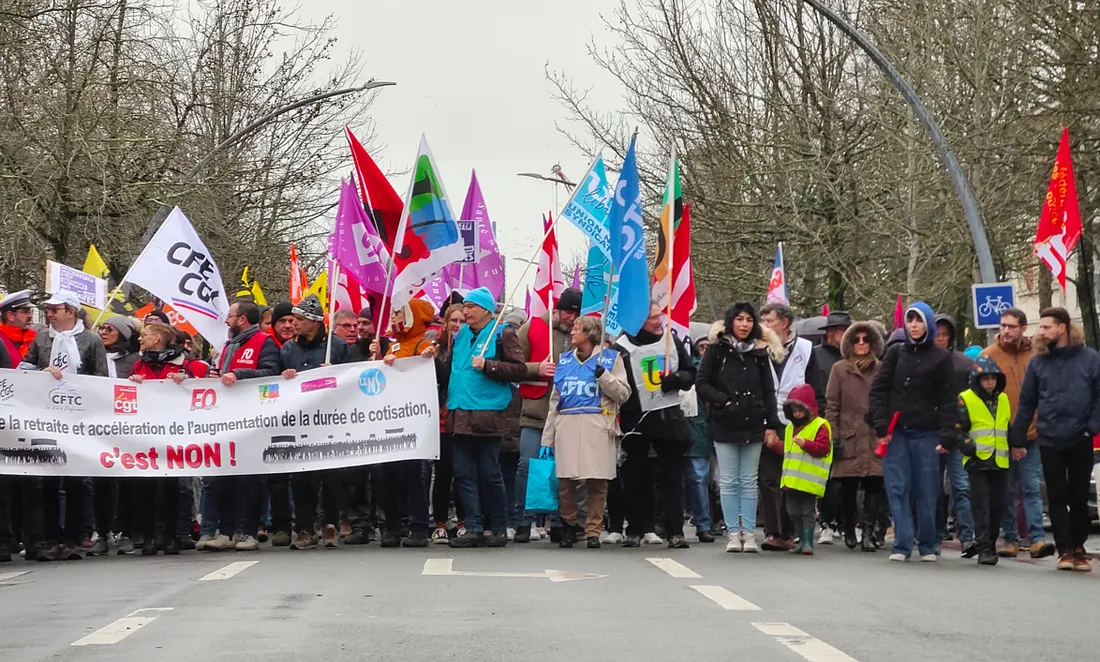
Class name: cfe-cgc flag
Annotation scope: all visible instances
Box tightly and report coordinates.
[125,207,230,350]
[389,135,465,313]
[1034,128,1083,290]
[766,243,788,305]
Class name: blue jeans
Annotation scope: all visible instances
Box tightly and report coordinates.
[1001,440,1047,544]
[200,477,221,538]
[515,427,561,527]
[884,429,941,557]
[714,442,763,534]
[684,457,712,533]
[452,435,508,533]
[944,449,974,543]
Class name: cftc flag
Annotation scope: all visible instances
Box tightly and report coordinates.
[125,207,230,350]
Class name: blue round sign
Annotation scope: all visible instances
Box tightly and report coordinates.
[358,368,387,396]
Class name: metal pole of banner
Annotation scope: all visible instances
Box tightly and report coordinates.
[325,262,341,365]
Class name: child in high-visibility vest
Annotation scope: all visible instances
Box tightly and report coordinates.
[780,384,833,556]
[947,355,1015,567]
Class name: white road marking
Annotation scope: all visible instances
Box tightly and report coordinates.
[689,585,761,611]
[71,608,174,646]
[753,622,860,661]
[0,571,29,584]
[198,560,259,581]
[422,558,606,582]
[646,557,701,578]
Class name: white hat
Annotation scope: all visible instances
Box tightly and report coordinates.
[43,291,81,309]
[0,289,34,311]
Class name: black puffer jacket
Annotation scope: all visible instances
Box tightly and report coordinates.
[696,321,782,444]
[935,314,974,398]
[1011,325,1100,448]
[869,342,956,437]
[614,328,695,446]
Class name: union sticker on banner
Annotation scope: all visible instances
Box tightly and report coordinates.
[0,359,440,477]
[124,207,230,350]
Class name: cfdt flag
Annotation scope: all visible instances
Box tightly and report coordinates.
[125,207,230,351]
[330,179,391,296]
[766,243,788,305]
[609,135,649,336]
[1035,128,1083,289]
[390,135,465,312]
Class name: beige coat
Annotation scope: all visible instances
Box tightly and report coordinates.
[825,322,884,479]
[541,353,631,479]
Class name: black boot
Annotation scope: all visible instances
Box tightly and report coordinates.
[861,493,880,553]
[843,527,858,550]
[559,523,578,548]
[978,544,999,566]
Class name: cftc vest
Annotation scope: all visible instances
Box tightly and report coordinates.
[780,417,833,497]
[447,323,512,412]
[553,349,619,415]
[959,390,1010,469]
[616,335,680,412]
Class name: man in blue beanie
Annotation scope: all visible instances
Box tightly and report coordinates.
[869,302,955,562]
[439,287,527,548]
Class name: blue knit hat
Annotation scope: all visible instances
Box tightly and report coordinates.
[463,287,496,313]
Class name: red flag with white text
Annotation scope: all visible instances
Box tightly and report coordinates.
[1034,128,1083,289]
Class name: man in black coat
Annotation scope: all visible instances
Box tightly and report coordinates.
[614,302,697,549]
[1010,307,1100,571]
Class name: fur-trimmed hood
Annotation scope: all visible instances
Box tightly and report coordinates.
[1034,323,1085,354]
[707,320,785,363]
[840,321,885,360]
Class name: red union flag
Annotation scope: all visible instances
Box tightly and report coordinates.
[1034,128,1082,289]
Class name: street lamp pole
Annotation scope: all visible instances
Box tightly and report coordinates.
[799,0,997,288]
[136,79,397,249]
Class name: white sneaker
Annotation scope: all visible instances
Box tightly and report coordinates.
[889,553,906,562]
[920,554,937,562]
[506,527,516,541]
[818,526,835,545]
[196,534,215,551]
[210,533,235,551]
[643,532,665,545]
[725,533,743,553]
[529,525,542,541]
[431,526,449,544]
[603,532,624,544]
[235,535,259,551]
[742,532,760,553]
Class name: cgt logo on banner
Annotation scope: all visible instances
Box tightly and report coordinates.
[0,360,440,477]
[113,385,138,416]
[125,207,230,352]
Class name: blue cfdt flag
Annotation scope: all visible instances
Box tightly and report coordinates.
[609,136,649,336]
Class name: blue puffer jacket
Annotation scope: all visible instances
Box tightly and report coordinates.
[1010,325,1100,449]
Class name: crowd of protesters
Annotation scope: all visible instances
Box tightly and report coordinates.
[0,285,1097,573]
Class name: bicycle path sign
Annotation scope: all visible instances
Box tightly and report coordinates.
[972,282,1016,329]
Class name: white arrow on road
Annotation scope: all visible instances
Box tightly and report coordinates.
[422,558,606,583]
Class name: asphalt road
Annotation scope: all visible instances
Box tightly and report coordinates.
[1,533,1098,662]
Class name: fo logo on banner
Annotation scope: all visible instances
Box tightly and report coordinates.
[358,368,386,396]
[258,384,280,402]
[190,388,217,411]
[113,385,138,416]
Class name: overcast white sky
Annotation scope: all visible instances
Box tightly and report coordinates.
[302,0,623,306]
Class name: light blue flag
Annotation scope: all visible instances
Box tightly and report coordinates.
[580,240,611,316]
[609,136,649,336]
[560,155,612,256]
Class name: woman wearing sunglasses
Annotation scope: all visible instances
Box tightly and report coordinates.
[825,322,886,552]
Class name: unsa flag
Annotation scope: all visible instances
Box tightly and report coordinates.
[1035,128,1083,290]
[125,207,230,351]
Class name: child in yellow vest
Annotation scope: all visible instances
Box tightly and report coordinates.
[946,356,1016,566]
[780,384,833,555]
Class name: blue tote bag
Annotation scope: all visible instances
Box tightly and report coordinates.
[525,447,559,513]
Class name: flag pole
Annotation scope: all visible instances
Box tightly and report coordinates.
[478,213,566,358]
[547,216,556,363]
[325,261,340,365]
[663,147,676,374]
[91,281,129,328]
[598,259,617,345]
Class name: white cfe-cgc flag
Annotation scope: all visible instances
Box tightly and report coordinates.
[126,207,230,350]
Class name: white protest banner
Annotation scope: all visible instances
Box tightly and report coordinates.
[125,207,230,351]
[0,359,439,477]
[45,260,107,310]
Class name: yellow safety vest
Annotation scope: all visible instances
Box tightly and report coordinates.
[781,417,833,497]
[959,390,1010,469]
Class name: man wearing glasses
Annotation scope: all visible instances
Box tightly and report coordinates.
[980,308,1055,559]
